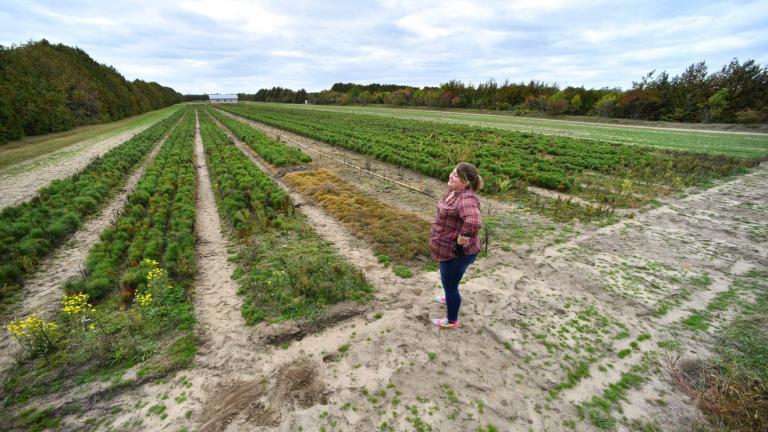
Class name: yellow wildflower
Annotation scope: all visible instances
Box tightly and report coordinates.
[6,313,60,353]
[135,291,153,307]
[62,293,95,316]
[141,258,160,267]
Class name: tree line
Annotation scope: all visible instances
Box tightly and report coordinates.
[0,40,182,144]
[238,59,767,124]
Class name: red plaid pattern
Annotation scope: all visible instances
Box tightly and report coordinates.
[430,189,482,261]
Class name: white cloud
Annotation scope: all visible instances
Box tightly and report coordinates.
[178,0,292,35]
[0,0,765,93]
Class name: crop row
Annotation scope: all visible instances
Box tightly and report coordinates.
[217,104,755,199]
[205,107,311,167]
[65,108,197,301]
[198,110,292,233]
[198,110,372,324]
[0,108,185,313]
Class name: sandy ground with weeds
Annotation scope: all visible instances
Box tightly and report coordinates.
[0,125,153,211]
[2,112,766,431]
[0,134,168,376]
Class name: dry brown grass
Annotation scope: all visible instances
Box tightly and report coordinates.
[283,169,430,264]
[666,354,768,431]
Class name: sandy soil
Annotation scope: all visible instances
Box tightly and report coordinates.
[4,114,766,431]
[0,125,153,210]
[0,132,169,376]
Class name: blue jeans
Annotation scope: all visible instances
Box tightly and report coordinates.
[440,254,477,323]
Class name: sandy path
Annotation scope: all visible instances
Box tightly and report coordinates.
[0,130,169,376]
[0,125,156,211]
[189,111,258,372]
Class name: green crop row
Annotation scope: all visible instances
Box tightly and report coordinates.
[198,110,292,234]
[0,108,185,313]
[198,109,372,324]
[205,107,311,167]
[217,104,756,200]
[65,109,197,301]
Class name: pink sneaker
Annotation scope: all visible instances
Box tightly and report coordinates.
[434,295,446,305]
[432,318,460,329]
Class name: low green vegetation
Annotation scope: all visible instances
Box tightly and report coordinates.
[198,111,372,324]
[271,103,768,159]
[0,108,185,317]
[204,107,311,166]
[218,104,757,211]
[2,108,198,414]
[673,271,768,431]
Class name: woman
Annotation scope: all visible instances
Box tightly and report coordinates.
[429,162,483,329]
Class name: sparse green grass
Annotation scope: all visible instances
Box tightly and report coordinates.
[577,353,655,429]
[9,407,62,432]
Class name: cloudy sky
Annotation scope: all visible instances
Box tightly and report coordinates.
[1,0,766,94]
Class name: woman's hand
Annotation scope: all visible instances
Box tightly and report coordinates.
[457,235,470,246]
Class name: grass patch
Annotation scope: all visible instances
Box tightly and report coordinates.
[393,264,413,278]
[681,312,710,331]
[239,216,374,324]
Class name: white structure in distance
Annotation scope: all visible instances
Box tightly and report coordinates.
[209,94,238,103]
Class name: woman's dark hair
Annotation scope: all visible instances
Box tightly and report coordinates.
[455,162,484,192]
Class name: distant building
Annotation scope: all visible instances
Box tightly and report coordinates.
[209,94,238,104]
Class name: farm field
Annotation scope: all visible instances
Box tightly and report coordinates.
[217,103,759,219]
[0,105,183,210]
[252,102,768,158]
[0,103,766,432]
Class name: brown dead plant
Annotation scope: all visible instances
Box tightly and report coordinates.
[283,169,430,263]
[664,352,768,431]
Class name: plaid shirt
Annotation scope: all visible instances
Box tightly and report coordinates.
[430,189,482,261]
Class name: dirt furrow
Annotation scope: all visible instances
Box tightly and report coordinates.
[0,126,154,211]
[190,111,256,371]
[0,131,169,376]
